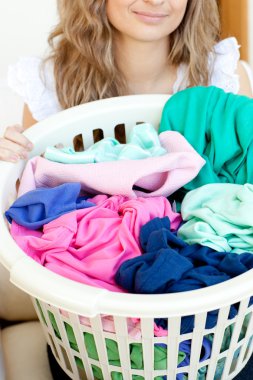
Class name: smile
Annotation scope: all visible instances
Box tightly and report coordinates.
[133,11,168,24]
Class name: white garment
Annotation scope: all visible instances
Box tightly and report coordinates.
[8,37,241,122]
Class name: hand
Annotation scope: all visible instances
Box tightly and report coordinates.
[0,125,33,162]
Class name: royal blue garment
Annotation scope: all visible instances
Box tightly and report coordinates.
[115,217,253,333]
[5,183,95,230]
[158,337,212,380]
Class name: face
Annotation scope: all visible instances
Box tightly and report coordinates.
[106,0,188,43]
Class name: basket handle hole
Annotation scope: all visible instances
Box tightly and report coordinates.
[114,124,126,143]
[16,178,20,193]
[73,134,85,152]
[93,129,104,144]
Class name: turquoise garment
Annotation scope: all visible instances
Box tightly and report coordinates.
[45,123,166,164]
[178,183,253,253]
[159,86,253,191]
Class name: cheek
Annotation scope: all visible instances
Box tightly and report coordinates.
[169,1,188,28]
[170,0,188,17]
[106,1,125,28]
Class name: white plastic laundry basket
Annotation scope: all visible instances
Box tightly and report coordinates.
[1,95,253,380]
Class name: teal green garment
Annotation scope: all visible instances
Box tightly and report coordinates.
[178,183,253,253]
[159,86,253,191]
[44,123,166,164]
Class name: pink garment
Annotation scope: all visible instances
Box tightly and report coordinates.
[78,315,167,340]
[18,131,205,197]
[60,311,167,340]
[11,195,181,292]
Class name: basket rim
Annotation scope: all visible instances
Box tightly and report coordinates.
[3,247,253,318]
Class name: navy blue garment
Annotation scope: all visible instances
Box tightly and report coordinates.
[5,183,95,230]
[115,217,233,294]
[115,217,253,333]
[154,305,237,335]
[141,219,253,278]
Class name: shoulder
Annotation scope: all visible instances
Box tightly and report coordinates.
[209,37,240,94]
[7,56,62,121]
[236,60,253,97]
[210,37,253,97]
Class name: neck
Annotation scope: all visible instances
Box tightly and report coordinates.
[114,34,175,94]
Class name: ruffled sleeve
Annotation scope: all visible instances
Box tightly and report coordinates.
[209,37,240,94]
[7,56,62,121]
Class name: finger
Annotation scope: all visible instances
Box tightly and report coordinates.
[5,124,24,132]
[4,125,33,150]
[55,143,64,149]
[0,138,29,159]
[0,147,21,163]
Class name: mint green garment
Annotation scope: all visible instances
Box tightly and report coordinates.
[92,365,163,380]
[60,323,185,374]
[48,318,185,377]
[159,86,253,191]
[83,332,185,370]
[178,183,253,253]
[44,123,166,164]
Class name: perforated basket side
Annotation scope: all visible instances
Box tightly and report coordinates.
[32,297,253,380]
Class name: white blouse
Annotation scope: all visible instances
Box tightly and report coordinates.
[8,37,243,122]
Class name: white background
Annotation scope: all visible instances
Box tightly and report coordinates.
[0,0,253,133]
[0,0,58,131]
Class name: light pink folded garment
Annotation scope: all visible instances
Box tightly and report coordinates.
[10,194,181,292]
[18,131,205,197]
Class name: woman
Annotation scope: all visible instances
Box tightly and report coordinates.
[1,1,253,379]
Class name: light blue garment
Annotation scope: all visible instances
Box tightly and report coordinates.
[44,123,167,164]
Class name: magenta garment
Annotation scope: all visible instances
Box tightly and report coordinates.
[10,194,181,292]
[18,131,205,198]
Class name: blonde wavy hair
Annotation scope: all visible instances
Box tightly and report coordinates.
[46,0,220,110]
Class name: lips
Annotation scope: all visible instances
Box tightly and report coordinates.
[133,10,168,18]
[132,9,168,24]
